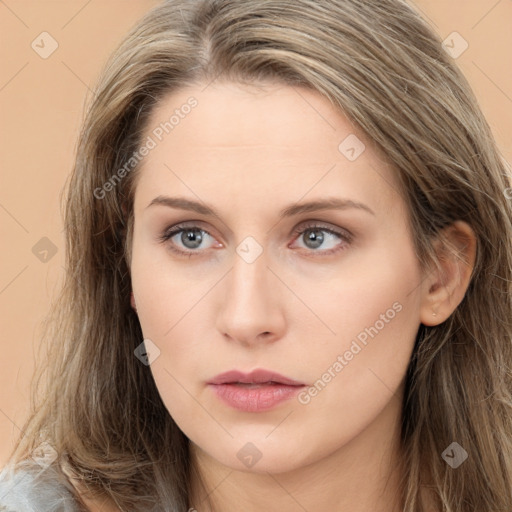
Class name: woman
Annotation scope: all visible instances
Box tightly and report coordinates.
[1,0,511,510]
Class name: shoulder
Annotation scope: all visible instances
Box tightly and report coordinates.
[0,458,83,512]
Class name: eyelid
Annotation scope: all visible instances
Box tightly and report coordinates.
[291,220,353,242]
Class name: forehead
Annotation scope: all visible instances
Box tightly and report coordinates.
[145,81,365,156]
[133,81,400,216]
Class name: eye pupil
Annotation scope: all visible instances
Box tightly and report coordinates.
[304,229,324,249]
[182,229,203,249]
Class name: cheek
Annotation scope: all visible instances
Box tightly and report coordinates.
[294,239,422,411]
[131,268,214,430]
[130,236,212,340]
[297,232,421,341]
[129,247,219,402]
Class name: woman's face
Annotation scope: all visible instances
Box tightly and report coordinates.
[130,81,425,473]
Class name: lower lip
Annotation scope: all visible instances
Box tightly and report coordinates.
[208,383,305,412]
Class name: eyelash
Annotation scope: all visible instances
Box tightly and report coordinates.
[157,222,353,258]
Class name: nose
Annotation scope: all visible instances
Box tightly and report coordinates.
[215,246,286,347]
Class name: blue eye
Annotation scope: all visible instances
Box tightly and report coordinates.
[290,222,352,256]
[157,222,352,257]
[157,225,216,257]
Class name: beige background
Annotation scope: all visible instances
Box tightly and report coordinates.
[1,0,511,465]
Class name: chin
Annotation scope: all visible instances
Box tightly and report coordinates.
[193,433,317,475]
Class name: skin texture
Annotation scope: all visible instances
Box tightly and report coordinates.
[125,81,476,512]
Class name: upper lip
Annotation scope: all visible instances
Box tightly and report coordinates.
[207,369,305,386]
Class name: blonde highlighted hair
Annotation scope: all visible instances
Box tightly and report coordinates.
[4,0,512,510]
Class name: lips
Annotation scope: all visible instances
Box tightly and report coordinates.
[207,368,305,386]
[207,369,306,412]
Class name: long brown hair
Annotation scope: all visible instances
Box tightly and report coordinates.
[5,0,512,510]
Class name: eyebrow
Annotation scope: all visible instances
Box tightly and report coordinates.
[146,195,375,218]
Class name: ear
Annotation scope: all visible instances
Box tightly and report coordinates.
[419,221,477,326]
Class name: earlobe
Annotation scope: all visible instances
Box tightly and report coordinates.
[419,221,477,326]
